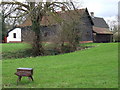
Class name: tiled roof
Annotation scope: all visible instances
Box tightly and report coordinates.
[93,26,113,34]
[91,17,109,28]
[17,8,93,27]
[18,15,58,27]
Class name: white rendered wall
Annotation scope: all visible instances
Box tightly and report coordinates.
[7,28,21,43]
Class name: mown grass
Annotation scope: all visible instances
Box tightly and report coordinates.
[1,43,31,59]
[2,43,118,88]
[1,42,94,59]
[1,43,31,53]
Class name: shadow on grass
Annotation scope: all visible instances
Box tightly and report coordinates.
[2,78,34,88]
[2,49,33,60]
[2,45,95,60]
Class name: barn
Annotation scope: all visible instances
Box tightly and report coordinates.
[7,8,94,43]
[91,12,113,43]
[6,10,113,43]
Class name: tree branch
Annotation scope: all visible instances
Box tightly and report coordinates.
[1,2,30,10]
[4,8,18,18]
[16,7,29,13]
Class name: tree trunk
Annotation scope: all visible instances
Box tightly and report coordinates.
[31,20,44,56]
[29,2,44,56]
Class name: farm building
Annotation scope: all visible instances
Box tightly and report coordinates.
[7,8,94,43]
[6,28,21,43]
[90,12,113,43]
[6,9,113,43]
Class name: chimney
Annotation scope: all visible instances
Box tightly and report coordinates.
[90,12,94,18]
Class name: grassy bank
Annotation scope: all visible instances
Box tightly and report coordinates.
[2,43,118,88]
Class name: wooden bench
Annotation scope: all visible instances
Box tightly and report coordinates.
[15,68,34,84]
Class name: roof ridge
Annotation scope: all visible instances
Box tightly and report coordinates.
[93,17,103,19]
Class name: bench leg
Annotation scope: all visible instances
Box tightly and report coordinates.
[17,76,22,85]
[17,76,22,82]
[28,76,34,81]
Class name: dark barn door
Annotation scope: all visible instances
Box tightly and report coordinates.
[95,34,112,43]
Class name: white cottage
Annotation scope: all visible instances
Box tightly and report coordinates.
[7,28,22,43]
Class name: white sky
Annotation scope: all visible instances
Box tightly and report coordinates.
[79,0,119,23]
[1,0,119,18]
[1,0,119,24]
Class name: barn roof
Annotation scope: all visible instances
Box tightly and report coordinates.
[93,26,113,34]
[17,8,93,27]
[91,17,109,28]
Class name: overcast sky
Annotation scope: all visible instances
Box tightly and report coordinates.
[1,0,119,23]
[1,0,119,19]
[79,0,119,22]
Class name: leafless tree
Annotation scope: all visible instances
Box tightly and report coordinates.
[106,16,120,42]
[1,2,27,42]
[1,1,80,56]
[57,4,83,52]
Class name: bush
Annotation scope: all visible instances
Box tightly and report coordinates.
[113,32,120,42]
[60,45,76,53]
[43,43,60,55]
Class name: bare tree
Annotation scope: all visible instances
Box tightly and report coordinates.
[57,4,82,52]
[1,1,79,56]
[106,16,120,42]
[1,2,27,42]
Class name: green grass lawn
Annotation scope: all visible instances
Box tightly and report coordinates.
[2,43,118,88]
[1,43,32,59]
[1,43,31,53]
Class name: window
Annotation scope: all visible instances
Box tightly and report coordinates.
[13,33,16,38]
[86,32,90,37]
[44,32,48,37]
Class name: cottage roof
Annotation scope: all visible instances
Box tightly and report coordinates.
[91,17,109,28]
[17,8,93,27]
[93,26,113,34]
[6,27,17,37]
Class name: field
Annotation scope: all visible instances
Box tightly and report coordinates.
[2,43,118,88]
[1,43,31,53]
